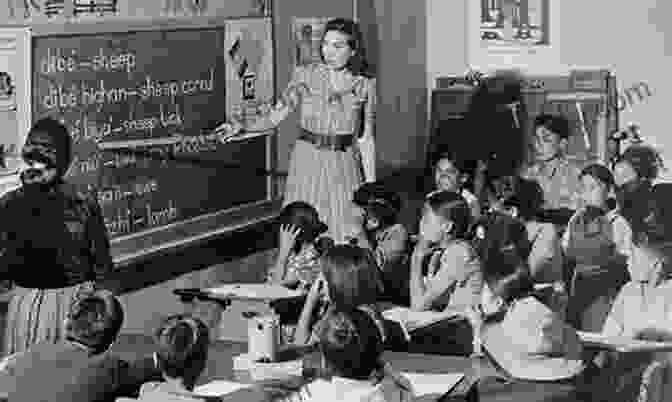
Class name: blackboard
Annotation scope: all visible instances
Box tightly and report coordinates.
[31,20,274,252]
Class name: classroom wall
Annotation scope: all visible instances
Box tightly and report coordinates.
[426,0,672,180]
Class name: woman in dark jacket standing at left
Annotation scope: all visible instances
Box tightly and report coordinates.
[1,117,113,355]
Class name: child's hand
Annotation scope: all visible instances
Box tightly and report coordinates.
[279,224,302,255]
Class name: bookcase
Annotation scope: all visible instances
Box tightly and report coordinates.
[426,70,619,190]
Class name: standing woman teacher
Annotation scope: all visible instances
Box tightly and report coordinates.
[227,18,376,243]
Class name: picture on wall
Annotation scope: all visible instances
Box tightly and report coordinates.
[291,17,330,68]
[479,0,549,47]
[224,18,275,129]
[468,0,562,74]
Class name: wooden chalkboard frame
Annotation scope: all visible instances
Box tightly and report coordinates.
[28,15,282,269]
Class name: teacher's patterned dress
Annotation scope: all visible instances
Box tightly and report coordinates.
[280,63,376,243]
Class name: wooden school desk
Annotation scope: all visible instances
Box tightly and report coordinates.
[206,342,577,402]
[106,333,577,402]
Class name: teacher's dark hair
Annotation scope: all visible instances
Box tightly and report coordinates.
[320,18,371,77]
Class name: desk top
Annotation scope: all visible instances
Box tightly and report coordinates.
[103,335,577,402]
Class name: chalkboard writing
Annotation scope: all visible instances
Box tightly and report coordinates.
[32,25,271,240]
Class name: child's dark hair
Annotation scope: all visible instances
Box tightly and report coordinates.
[475,213,532,284]
[65,289,124,353]
[580,163,615,188]
[425,191,471,239]
[500,177,544,220]
[626,183,672,248]
[534,114,571,140]
[321,245,381,309]
[317,307,385,380]
[154,314,210,380]
[352,182,402,228]
[619,145,663,182]
[277,201,328,253]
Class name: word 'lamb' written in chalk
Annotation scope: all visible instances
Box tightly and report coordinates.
[105,200,178,236]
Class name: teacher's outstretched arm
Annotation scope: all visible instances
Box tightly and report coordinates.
[215,66,308,140]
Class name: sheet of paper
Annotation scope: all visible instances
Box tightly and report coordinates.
[205,283,303,300]
[401,372,465,397]
[194,380,253,396]
[382,307,463,332]
[578,331,672,353]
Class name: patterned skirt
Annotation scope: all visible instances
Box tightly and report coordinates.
[283,139,364,244]
[3,281,93,356]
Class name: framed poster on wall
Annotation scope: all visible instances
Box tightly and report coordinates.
[467,0,563,74]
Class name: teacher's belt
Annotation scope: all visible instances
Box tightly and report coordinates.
[298,129,355,152]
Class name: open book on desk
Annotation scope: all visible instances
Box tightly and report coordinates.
[382,307,465,338]
[578,331,672,353]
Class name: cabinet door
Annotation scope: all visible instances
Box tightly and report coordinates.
[364,0,427,177]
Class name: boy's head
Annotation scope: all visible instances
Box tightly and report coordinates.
[321,244,381,310]
[421,191,471,243]
[533,114,570,162]
[433,152,467,193]
[20,117,72,190]
[352,182,402,231]
[154,314,210,390]
[579,163,614,208]
[317,307,385,380]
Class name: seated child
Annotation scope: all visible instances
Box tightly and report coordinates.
[581,183,672,402]
[491,175,564,285]
[476,215,585,381]
[131,315,211,402]
[614,144,663,221]
[294,244,382,346]
[410,191,483,312]
[602,183,672,339]
[520,113,583,212]
[429,152,481,222]
[268,201,332,290]
[562,164,632,331]
[405,191,483,356]
[350,182,411,306]
[287,307,414,402]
